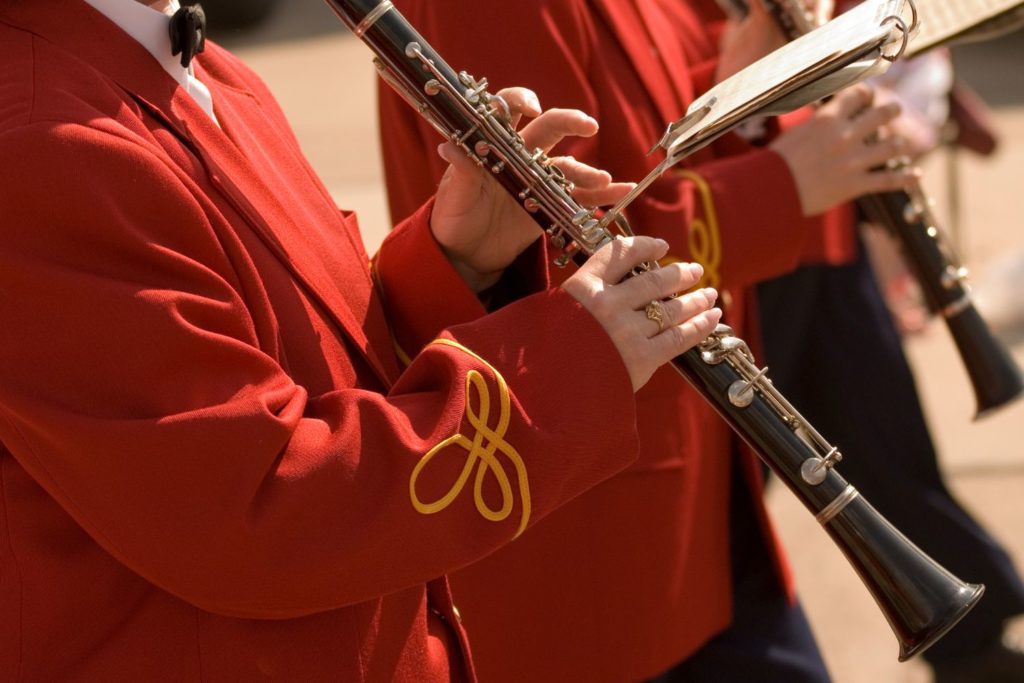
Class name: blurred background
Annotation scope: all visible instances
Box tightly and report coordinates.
[202,1,1024,681]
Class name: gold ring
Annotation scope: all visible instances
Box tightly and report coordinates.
[645,299,665,333]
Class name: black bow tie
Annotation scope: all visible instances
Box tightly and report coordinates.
[169,4,207,69]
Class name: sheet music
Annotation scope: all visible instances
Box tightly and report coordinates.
[602,0,909,228]
[907,0,1024,57]
[664,0,907,159]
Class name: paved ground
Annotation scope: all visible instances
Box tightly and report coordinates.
[211,3,1024,681]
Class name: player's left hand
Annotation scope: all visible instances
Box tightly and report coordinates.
[430,87,633,293]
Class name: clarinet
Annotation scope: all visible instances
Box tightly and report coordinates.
[757,0,1024,418]
[323,0,983,660]
[858,191,1023,417]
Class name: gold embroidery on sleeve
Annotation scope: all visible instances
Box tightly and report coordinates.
[409,338,531,538]
[678,170,722,290]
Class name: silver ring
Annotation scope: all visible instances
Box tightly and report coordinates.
[816,486,860,525]
[355,1,394,37]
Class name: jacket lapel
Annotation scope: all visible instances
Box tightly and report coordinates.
[590,0,688,124]
[167,82,400,385]
[636,0,700,109]
[7,0,399,386]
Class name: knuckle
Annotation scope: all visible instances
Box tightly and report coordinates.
[647,270,671,296]
[616,236,637,252]
[694,288,712,309]
[674,291,698,314]
[693,317,714,341]
[663,296,683,325]
[637,274,661,301]
[667,264,688,290]
[605,237,631,261]
[668,324,689,350]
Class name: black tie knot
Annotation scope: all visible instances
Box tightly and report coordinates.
[169,4,206,69]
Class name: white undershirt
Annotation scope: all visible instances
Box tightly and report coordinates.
[83,0,219,124]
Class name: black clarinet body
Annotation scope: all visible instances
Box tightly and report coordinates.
[677,336,983,660]
[859,191,1023,417]
[324,0,983,660]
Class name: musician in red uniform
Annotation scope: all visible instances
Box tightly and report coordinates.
[0,1,727,680]
[377,1,913,681]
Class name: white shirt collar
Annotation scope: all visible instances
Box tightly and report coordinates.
[84,0,186,85]
[83,0,219,123]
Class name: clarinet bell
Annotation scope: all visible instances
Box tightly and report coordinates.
[823,493,985,661]
[944,305,1024,419]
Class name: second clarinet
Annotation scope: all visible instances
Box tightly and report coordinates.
[859,189,1024,417]
[756,0,1024,418]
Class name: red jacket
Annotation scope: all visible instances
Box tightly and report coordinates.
[376,1,837,681]
[0,2,644,680]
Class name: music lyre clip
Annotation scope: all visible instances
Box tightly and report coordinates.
[600,99,716,233]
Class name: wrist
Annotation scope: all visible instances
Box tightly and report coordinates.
[444,251,502,294]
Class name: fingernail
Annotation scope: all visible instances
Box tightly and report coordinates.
[437,143,453,163]
[655,238,670,250]
[688,263,704,277]
[702,287,718,302]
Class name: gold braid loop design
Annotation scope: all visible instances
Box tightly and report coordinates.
[678,169,722,290]
[409,338,531,538]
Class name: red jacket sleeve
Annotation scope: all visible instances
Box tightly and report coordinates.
[0,121,638,619]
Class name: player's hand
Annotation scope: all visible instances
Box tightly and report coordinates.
[561,236,722,392]
[872,84,944,158]
[431,88,633,293]
[770,85,919,216]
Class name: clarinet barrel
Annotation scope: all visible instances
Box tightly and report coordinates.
[859,191,1023,418]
